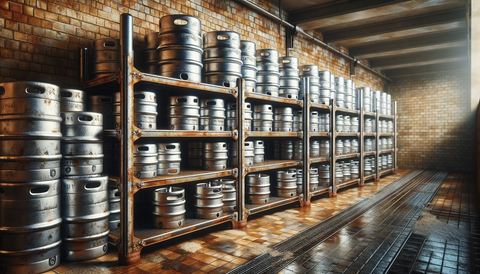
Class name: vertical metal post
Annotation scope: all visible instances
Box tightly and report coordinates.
[302,77,310,202]
[394,101,397,173]
[119,13,137,265]
[79,48,89,83]
[330,98,336,194]
[359,89,364,185]
[375,99,380,180]
[236,78,246,222]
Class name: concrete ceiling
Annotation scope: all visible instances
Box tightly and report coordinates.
[276,0,469,78]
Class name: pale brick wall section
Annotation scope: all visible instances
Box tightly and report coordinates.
[0,0,386,90]
[390,71,474,172]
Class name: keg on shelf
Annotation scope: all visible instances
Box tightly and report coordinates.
[323,113,330,132]
[345,79,353,109]
[157,143,181,175]
[92,38,119,78]
[133,144,158,178]
[319,165,330,187]
[188,142,202,169]
[330,74,336,100]
[336,114,344,133]
[360,87,372,112]
[246,173,270,204]
[335,76,345,108]
[200,98,226,131]
[202,142,228,170]
[61,111,104,176]
[388,138,393,149]
[365,138,373,152]
[364,118,373,133]
[318,114,326,132]
[364,158,372,175]
[310,111,320,132]
[134,91,157,130]
[203,31,242,87]
[212,179,236,212]
[274,107,293,132]
[90,95,114,129]
[351,139,359,153]
[351,116,359,133]
[158,15,203,82]
[353,84,358,110]
[244,141,255,166]
[0,82,62,183]
[61,175,109,261]
[144,32,159,74]
[296,169,303,194]
[343,115,351,133]
[226,102,252,131]
[240,40,258,92]
[387,154,393,168]
[281,140,294,160]
[351,161,359,179]
[294,139,303,160]
[343,139,351,154]
[381,138,387,150]
[335,163,343,185]
[336,139,344,155]
[320,140,330,157]
[310,140,320,157]
[370,157,377,175]
[279,56,300,99]
[387,120,394,133]
[108,186,120,230]
[318,70,331,105]
[253,104,274,131]
[256,49,280,96]
[276,169,297,197]
[342,162,351,182]
[152,186,186,228]
[382,155,388,170]
[300,65,320,103]
[387,94,392,115]
[60,89,85,113]
[382,120,388,133]
[293,110,302,132]
[253,140,265,164]
[373,90,381,113]
[168,95,200,130]
[381,92,388,115]
[229,141,254,167]
[194,182,223,219]
[310,167,319,191]
[0,180,61,272]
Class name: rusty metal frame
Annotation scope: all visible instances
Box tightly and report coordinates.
[330,98,336,195]
[302,77,311,204]
[359,89,365,186]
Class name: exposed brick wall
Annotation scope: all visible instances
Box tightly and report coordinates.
[0,0,386,90]
[389,71,474,172]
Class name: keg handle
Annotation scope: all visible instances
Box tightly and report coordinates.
[25,86,46,94]
[173,19,188,25]
[30,186,49,195]
[61,91,73,98]
[78,115,94,123]
[85,181,101,190]
[217,34,230,40]
[103,41,116,48]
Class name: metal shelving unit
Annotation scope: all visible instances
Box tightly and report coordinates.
[377,102,398,178]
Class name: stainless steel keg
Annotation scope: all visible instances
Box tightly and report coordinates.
[319,165,330,187]
[320,140,330,157]
[318,71,331,104]
[293,110,302,132]
[188,142,202,169]
[335,163,343,184]
[168,95,200,130]
[387,154,393,168]
[253,104,274,131]
[108,186,120,230]
[61,175,109,261]
[296,169,303,194]
[310,167,319,191]
[360,87,372,112]
[310,140,320,157]
[152,186,186,228]
[364,118,373,133]
[364,158,372,175]
[342,162,351,182]
[212,179,236,212]
[294,139,303,160]
[90,95,114,129]
[194,182,223,219]
[60,89,85,112]
[351,116,359,133]
[274,107,293,132]
[365,138,373,152]
[336,114,344,133]
[134,91,157,130]
[279,56,300,99]
[246,173,270,204]
[310,111,320,132]
[351,139,359,153]
[92,38,120,78]
[300,65,320,103]
[281,140,294,160]
[240,40,258,93]
[351,161,359,179]
[253,140,265,164]
[276,169,297,197]
[61,111,104,176]
[256,49,280,96]
[387,94,392,115]
[200,98,226,131]
[343,139,351,154]
[157,143,181,175]
[343,115,351,133]
[388,138,393,149]
[202,142,228,170]
[336,139,344,155]
[226,102,252,131]
[133,144,158,178]
[144,32,159,74]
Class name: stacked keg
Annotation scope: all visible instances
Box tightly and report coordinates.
[203,142,228,170]
[168,95,200,130]
[351,161,359,179]
[188,142,203,169]
[365,138,374,152]
[310,140,320,157]
[274,107,293,132]
[352,83,358,110]
[134,91,157,130]
[364,118,373,133]
[253,104,274,131]
[276,169,297,197]
[319,165,330,188]
[203,31,242,87]
[293,110,302,132]
[246,174,270,204]
[92,38,120,79]
[387,94,392,115]
[351,116,359,133]
[373,91,381,113]
[300,65,320,103]
[387,154,393,169]
[380,138,388,150]
[321,113,330,132]
[0,82,62,272]
[226,102,252,131]
[279,56,300,99]
[157,143,181,175]
[388,138,394,149]
[243,141,255,166]
[240,40,257,92]
[310,111,320,132]
[335,76,346,108]
[330,74,336,103]
[256,49,280,96]
[152,186,186,228]
[200,98,225,131]
[335,162,343,184]
[381,92,388,115]
[158,15,203,82]
[344,139,351,154]
[345,79,354,109]
[294,139,303,160]
[212,179,236,213]
[309,167,319,191]
[318,70,331,105]
[253,140,265,164]
[364,157,372,176]
[360,87,372,112]
[281,140,294,160]
[144,32,159,74]
[351,139,359,153]
[387,120,394,133]
[194,182,223,219]
[90,95,114,129]
[343,116,351,133]
[336,139,343,155]
[320,140,330,157]
[61,89,85,113]
[133,144,158,178]
[336,114,344,132]
[296,169,303,194]
[108,186,120,230]
[381,155,388,170]
[342,161,351,182]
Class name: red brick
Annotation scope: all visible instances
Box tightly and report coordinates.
[13,31,27,42]
[24,6,33,16]
[27,16,41,27]
[0,8,12,19]
[59,15,69,24]
[0,0,8,9]
[44,11,58,21]
[41,20,52,29]
[9,2,22,13]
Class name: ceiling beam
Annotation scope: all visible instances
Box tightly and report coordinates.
[323,7,466,43]
[289,0,410,25]
[349,30,467,57]
[384,61,468,78]
[370,46,468,69]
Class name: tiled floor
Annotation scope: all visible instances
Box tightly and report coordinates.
[45,169,413,274]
